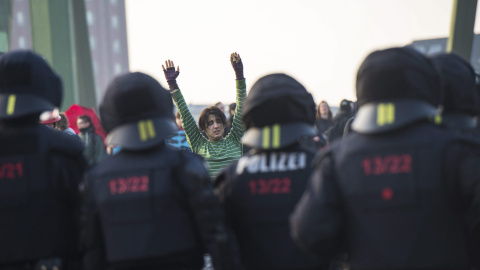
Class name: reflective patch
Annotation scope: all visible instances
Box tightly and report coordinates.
[262,124,281,149]
[376,103,395,126]
[138,120,156,142]
[6,95,16,115]
[262,126,270,149]
[272,124,280,149]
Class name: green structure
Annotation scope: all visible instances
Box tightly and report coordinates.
[0,0,96,110]
[447,0,478,61]
[30,0,96,110]
[0,0,12,53]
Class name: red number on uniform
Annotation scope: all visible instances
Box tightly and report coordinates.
[109,180,117,195]
[389,155,400,174]
[362,158,372,175]
[117,178,127,194]
[139,176,149,192]
[109,175,149,195]
[248,178,291,195]
[271,178,281,194]
[0,162,23,179]
[249,180,257,194]
[280,178,291,193]
[361,154,412,175]
[399,154,411,173]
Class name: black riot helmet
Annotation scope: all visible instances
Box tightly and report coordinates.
[242,73,316,149]
[352,46,441,134]
[99,72,177,150]
[0,50,63,119]
[431,52,480,129]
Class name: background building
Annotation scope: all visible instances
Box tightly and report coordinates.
[85,0,130,101]
[8,0,129,108]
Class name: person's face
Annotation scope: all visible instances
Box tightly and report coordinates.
[77,118,90,130]
[204,114,224,141]
[320,102,329,118]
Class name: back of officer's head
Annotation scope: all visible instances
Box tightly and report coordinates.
[99,72,176,150]
[431,53,480,116]
[0,50,63,120]
[356,46,440,108]
[242,73,316,149]
[352,47,441,134]
[243,73,315,129]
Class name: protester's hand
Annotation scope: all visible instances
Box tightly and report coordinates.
[162,60,180,91]
[230,52,244,80]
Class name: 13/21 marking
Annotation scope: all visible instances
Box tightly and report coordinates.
[0,162,23,179]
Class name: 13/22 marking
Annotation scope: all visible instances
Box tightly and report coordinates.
[248,178,291,195]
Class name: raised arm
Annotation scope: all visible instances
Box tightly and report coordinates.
[227,52,246,141]
[163,60,205,152]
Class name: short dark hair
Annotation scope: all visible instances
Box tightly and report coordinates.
[198,106,227,131]
[57,112,70,131]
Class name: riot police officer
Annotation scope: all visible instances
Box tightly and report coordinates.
[214,73,327,270]
[81,72,234,270]
[0,50,86,270]
[431,52,480,133]
[290,47,480,269]
[431,52,480,269]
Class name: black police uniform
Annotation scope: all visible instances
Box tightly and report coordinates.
[290,47,480,269]
[81,72,233,270]
[215,74,327,270]
[431,52,480,270]
[0,50,86,270]
[0,122,85,270]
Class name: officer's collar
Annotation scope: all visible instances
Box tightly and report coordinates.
[352,99,440,135]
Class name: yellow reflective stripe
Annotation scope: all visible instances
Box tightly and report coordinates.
[146,120,156,138]
[377,103,395,126]
[272,124,280,148]
[138,120,156,142]
[6,95,16,115]
[138,121,147,141]
[434,114,442,125]
[262,126,270,148]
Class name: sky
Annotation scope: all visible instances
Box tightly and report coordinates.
[124,0,480,107]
